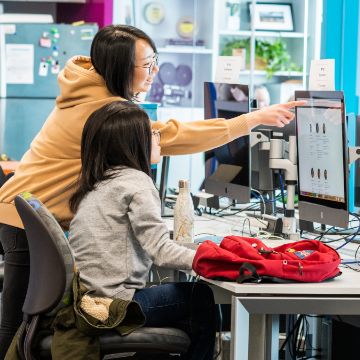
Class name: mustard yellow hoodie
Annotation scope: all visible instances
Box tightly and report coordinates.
[0,56,252,229]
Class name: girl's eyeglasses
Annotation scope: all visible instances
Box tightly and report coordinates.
[152,130,161,145]
[135,54,159,75]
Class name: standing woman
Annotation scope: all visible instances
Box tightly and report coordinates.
[0,24,303,356]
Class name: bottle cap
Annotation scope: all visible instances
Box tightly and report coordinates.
[178,179,190,189]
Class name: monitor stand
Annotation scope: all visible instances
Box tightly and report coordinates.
[299,219,315,233]
[159,156,174,218]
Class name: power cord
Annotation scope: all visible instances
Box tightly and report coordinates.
[280,315,322,359]
[256,230,286,241]
[213,304,223,360]
[241,217,252,236]
[251,188,266,219]
[279,173,287,213]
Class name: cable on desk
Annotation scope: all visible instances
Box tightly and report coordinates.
[215,200,260,216]
[355,244,360,264]
[339,244,360,266]
[340,263,360,272]
[318,225,360,236]
[308,214,360,263]
[316,226,336,241]
[209,201,260,218]
[251,189,284,218]
[211,202,234,216]
[318,234,353,244]
[256,230,286,241]
[204,192,283,218]
[279,173,286,213]
[251,188,266,218]
[315,213,360,240]
[241,217,252,236]
[334,213,360,251]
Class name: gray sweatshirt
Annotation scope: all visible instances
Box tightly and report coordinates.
[69,167,195,300]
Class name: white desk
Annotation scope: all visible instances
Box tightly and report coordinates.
[203,268,360,360]
[165,212,360,360]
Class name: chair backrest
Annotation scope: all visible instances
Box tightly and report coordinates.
[14,193,76,316]
[0,165,7,187]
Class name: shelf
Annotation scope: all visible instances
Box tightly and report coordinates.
[157,47,213,54]
[219,30,305,39]
[239,70,303,77]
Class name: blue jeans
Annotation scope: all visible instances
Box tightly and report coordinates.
[133,282,217,360]
[0,224,29,359]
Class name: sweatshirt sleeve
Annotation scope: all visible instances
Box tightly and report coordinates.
[128,188,195,270]
[151,115,252,156]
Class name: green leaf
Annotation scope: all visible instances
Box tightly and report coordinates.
[222,37,301,79]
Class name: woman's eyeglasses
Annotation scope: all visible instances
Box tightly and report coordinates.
[135,54,159,75]
[152,130,161,145]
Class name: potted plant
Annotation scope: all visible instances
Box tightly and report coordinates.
[255,39,302,78]
[221,38,302,79]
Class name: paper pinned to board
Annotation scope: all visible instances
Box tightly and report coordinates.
[309,59,335,91]
[5,44,34,84]
[215,56,242,84]
[3,24,16,35]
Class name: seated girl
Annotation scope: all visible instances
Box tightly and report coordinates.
[68,101,216,360]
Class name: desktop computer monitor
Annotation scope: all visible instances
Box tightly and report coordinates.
[295,91,349,228]
[203,82,250,203]
[346,113,356,214]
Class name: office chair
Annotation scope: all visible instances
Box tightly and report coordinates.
[0,259,3,292]
[14,194,190,359]
[0,165,13,291]
[0,166,6,187]
[0,165,14,187]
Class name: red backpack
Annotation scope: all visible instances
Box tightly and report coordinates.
[192,236,341,283]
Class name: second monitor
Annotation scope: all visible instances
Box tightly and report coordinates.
[203,82,250,203]
[295,90,349,228]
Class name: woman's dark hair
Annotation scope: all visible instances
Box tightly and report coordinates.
[90,25,157,100]
[69,101,152,213]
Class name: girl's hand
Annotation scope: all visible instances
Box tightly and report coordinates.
[249,100,307,128]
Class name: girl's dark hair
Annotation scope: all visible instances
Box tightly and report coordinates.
[69,101,152,213]
[90,25,157,100]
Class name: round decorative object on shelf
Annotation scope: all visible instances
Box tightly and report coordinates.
[175,65,192,86]
[159,62,176,85]
[143,2,165,25]
[149,78,164,103]
[176,16,197,39]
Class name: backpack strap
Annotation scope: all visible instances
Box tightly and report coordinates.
[236,263,261,283]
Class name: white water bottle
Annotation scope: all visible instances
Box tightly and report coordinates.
[174,180,194,243]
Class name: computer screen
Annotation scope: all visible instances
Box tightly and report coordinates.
[345,113,356,213]
[203,82,250,203]
[295,91,348,227]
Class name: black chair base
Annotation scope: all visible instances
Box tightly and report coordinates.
[35,327,190,359]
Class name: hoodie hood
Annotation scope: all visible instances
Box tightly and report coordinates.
[56,56,117,109]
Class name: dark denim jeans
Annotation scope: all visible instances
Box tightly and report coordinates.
[0,224,29,359]
[133,282,217,360]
